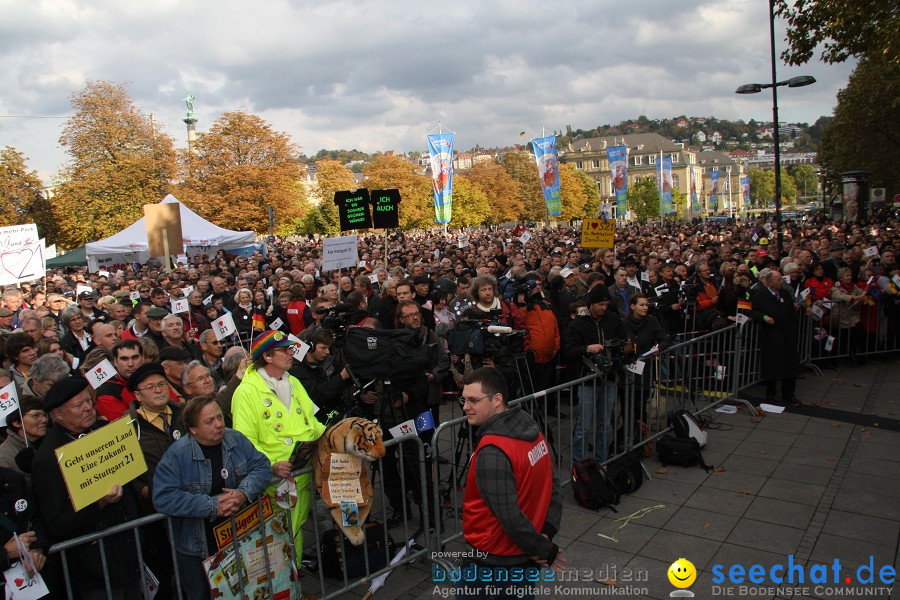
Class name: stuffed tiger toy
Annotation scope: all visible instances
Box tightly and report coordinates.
[313,417,385,546]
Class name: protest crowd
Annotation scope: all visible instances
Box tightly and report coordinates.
[0,204,898,598]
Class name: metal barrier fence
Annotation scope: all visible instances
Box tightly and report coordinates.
[801,296,900,364]
[46,434,430,600]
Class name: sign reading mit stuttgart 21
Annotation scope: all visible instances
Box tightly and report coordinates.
[55,417,147,512]
[580,219,615,248]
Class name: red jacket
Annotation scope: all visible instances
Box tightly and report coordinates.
[523,304,560,364]
[96,375,136,422]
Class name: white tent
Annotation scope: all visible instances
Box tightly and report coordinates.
[85,195,256,271]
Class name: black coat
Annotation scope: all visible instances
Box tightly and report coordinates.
[751,286,801,381]
[0,467,47,572]
[564,311,627,378]
[59,330,94,362]
[32,423,141,593]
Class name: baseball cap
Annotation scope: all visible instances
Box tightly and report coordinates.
[560,268,575,278]
[756,250,768,258]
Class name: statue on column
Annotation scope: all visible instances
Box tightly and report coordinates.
[183,94,195,120]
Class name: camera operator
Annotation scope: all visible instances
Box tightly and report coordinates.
[651,262,685,335]
[514,275,560,403]
[289,327,362,425]
[564,285,626,463]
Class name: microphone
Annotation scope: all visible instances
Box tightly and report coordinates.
[486,325,513,335]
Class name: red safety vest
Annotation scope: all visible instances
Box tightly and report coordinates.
[463,432,553,556]
[285,299,308,335]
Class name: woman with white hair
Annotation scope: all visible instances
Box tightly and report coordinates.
[231,287,255,344]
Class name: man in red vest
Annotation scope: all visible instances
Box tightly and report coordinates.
[460,367,562,598]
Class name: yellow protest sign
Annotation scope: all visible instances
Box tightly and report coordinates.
[55,416,147,512]
[581,219,616,248]
[213,495,275,550]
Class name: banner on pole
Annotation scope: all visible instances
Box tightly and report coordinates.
[740,175,751,208]
[657,156,673,216]
[690,165,700,214]
[427,133,454,224]
[606,145,628,219]
[710,170,720,213]
[531,136,561,217]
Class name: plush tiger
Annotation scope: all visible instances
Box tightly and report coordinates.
[313,417,385,546]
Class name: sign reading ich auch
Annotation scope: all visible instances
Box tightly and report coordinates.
[370,189,401,229]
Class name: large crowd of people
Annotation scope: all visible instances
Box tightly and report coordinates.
[0,206,897,597]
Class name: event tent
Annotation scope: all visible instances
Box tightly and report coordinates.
[46,245,87,268]
[85,195,255,272]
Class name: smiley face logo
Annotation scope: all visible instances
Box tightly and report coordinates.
[668,558,696,589]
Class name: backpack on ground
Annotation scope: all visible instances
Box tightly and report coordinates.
[656,435,714,472]
[605,449,644,495]
[671,409,708,447]
[571,458,621,511]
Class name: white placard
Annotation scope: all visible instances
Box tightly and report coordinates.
[287,334,310,362]
[0,382,19,427]
[715,365,727,380]
[269,317,284,331]
[892,275,900,288]
[641,271,650,282]
[519,232,532,244]
[654,284,668,296]
[388,419,416,439]
[370,272,379,284]
[4,559,50,600]
[624,361,645,375]
[321,235,359,272]
[735,313,750,325]
[202,294,213,306]
[212,313,237,341]
[863,246,879,257]
[182,285,194,296]
[170,299,189,314]
[85,359,117,389]
[129,291,141,301]
[76,284,93,298]
[457,235,469,249]
[0,224,44,286]
[811,305,825,319]
[44,242,57,260]
[97,270,110,278]
[824,336,835,351]
[799,288,811,300]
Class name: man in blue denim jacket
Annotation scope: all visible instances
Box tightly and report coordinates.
[153,396,272,600]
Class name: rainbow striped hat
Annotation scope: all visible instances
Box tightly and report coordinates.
[250,330,296,361]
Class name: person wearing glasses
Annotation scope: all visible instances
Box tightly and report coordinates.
[198,329,226,389]
[0,395,48,485]
[459,367,562,598]
[182,360,217,399]
[231,330,325,573]
[59,306,95,362]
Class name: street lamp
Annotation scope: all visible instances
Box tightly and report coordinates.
[735,0,815,258]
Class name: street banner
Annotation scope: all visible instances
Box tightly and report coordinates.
[427,133,454,223]
[740,175,751,208]
[0,224,44,286]
[710,170,720,213]
[321,235,359,272]
[690,165,700,214]
[606,145,628,218]
[580,219,615,249]
[531,136,562,217]
[55,416,148,512]
[657,156,673,215]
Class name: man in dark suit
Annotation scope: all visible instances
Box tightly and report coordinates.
[751,269,802,407]
[608,267,642,317]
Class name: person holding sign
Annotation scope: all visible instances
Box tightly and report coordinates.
[0,467,48,581]
[152,396,272,600]
[31,377,141,598]
[0,396,47,485]
[231,330,325,567]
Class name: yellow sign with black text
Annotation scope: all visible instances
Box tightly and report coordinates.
[580,219,615,248]
[55,416,147,512]
[213,495,275,549]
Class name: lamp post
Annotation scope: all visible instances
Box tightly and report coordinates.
[736,0,815,258]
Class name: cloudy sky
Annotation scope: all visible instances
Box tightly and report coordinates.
[1,0,854,182]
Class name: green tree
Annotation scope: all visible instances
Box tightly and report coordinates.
[52,81,176,248]
[362,155,432,229]
[501,151,545,222]
[788,165,819,200]
[450,174,491,227]
[817,58,899,194]
[748,169,774,208]
[774,0,897,65]
[671,186,686,218]
[179,111,308,234]
[0,147,58,240]
[467,162,522,223]
[627,178,660,221]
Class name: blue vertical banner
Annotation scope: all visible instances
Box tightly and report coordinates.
[530,136,562,217]
[740,175,751,209]
[710,170,720,213]
[657,156,673,216]
[606,145,628,218]
[690,164,700,214]
[427,133,454,223]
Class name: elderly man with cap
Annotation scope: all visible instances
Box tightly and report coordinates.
[76,289,105,322]
[32,377,141,598]
[231,330,325,567]
[822,241,848,282]
[143,305,169,351]
[0,306,14,334]
[159,346,192,403]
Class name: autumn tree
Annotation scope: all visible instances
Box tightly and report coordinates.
[627,178,660,221]
[301,160,355,235]
[449,174,491,227]
[179,111,308,234]
[501,151,545,222]
[466,162,522,224]
[558,164,602,220]
[0,147,57,239]
[362,154,432,229]
[52,81,176,248]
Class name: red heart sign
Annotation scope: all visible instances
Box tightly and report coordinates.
[96,367,103,374]
[218,321,224,327]
[0,393,7,400]
[14,577,23,586]
[591,222,599,229]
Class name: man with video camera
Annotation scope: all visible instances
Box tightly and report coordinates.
[564,285,626,463]
[651,261,685,335]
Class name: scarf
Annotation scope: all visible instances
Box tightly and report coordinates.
[257,367,292,410]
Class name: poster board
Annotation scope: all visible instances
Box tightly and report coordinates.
[0,224,44,286]
[580,219,615,248]
[144,203,184,257]
[321,235,359,272]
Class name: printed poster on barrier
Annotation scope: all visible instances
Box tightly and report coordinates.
[204,498,297,600]
[0,224,44,287]
[580,219,615,249]
[321,235,359,272]
[55,416,148,511]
